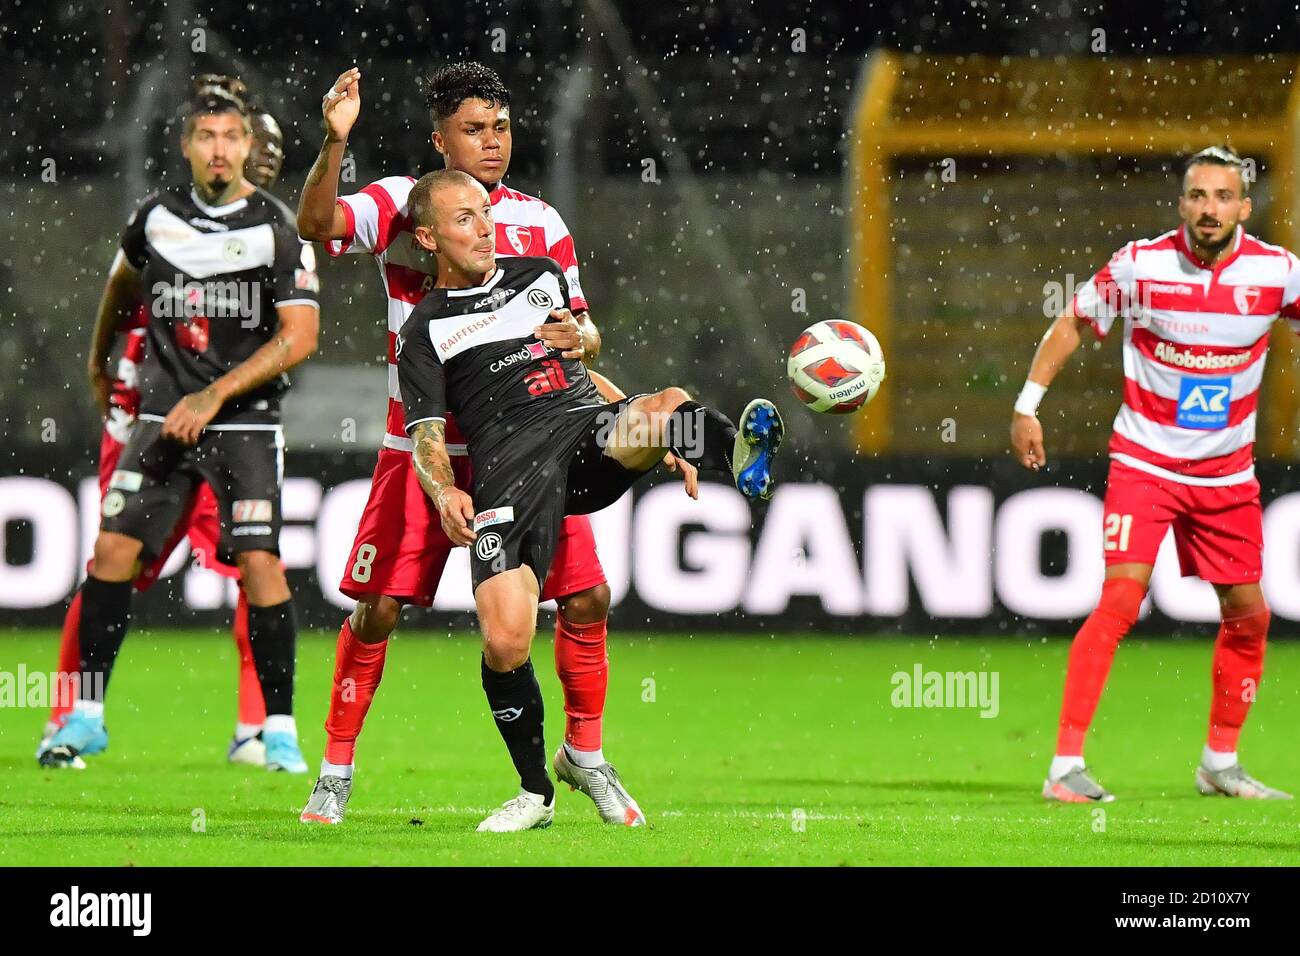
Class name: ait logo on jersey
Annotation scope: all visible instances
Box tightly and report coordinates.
[1176,376,1232,429]
[504,225,531,254]
[524,359,570,396]
[1233,285,1261,315]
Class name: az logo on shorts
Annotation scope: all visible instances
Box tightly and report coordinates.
[1176,376,1231,430]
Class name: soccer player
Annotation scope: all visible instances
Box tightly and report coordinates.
[39,79,289,768]
[396,169,782,830]
[38,84,320,772]
[296,63,681,825]
[1011,146,1296,802]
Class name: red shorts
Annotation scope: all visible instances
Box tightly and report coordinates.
[1101,459,1262,585]
[98,428,239,591]
[339,446,607,607]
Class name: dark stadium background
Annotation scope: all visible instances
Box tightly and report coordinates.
[4,1,1300,633]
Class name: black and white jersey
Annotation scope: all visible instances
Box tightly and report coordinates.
[120,185,320,426]
[397,256,600,453]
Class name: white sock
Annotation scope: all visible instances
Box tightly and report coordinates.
[235,722,263,741]
[1049,755,1085,781]
[264,714,296,736]
[74,700,104,721]
[321,759,353,780]
[1202,746,1237,772]
[566,742,605,769]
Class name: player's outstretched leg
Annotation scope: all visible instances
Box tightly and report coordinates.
[228,586,269,766]
[1197,590,1291,799]
[476,567,554,833]
[648,392,783,501]
[301,597,396,824]
[1042,575,1146,802]
[239,551,307,774]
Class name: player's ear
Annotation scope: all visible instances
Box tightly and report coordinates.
[413,224,439,254]
[1240,195,1253,222]
[431,129,445,158]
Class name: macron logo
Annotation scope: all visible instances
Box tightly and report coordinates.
[50,886,152,936]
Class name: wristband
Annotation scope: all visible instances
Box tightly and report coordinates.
[1014,380,1047,416]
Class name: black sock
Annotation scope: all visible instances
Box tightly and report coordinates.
[664,401,738,475]
[481,655,553,802]
[77,576,132,703]
[247,599,297,716]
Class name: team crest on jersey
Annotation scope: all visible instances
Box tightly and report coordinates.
[1233,285,1261,315]
[1176,376,1232,430]
[527,288,554,310]
[504,225,532,254]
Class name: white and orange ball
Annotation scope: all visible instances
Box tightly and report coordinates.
[786,319,886,414]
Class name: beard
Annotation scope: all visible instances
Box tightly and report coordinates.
[1193,221,1234,254]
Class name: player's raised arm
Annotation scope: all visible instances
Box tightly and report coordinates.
[86,251,144,417]
[1010,304,1091,471]
[297,67,361,241]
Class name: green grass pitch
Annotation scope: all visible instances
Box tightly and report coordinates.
[2,629,1299,866]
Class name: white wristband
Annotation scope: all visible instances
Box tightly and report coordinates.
[1014,380,1048,416]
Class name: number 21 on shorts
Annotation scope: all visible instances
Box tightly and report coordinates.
[1103,513,1133,552]
[352,543,377,582]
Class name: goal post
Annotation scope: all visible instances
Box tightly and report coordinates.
[845,52,1300,456]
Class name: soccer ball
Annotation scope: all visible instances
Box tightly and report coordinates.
[786,319,886,414]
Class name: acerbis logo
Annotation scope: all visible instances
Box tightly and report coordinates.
[474,287,517,311]
[527,288,553,309]
[491,706,523,722]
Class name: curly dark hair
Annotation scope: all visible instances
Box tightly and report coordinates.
[420,61,511,126]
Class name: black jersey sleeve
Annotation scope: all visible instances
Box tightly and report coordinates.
[119,194,158,269]
[270,214,321,308]
[398,317,448,433]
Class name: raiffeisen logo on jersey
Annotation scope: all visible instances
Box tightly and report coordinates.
[1176,376,1232,429]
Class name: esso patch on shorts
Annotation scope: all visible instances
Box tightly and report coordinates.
[475,531,504,561]
[109,469,142,492]
[1176,376,1231,430]
[473,506,515,531]
[233,499,273,522]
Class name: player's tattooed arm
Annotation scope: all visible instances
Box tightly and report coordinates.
[87,252,143,417]
[411,420,477,546]
[297,67,361,241]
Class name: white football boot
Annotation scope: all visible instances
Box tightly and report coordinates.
[476,790,555,832]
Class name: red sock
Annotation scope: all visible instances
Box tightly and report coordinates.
[1208,600,1269,753]
[323,619,389,765]
[50,590,83,725]
[233,587,267,727]
[554,613,608,752]
[1056,577,1147,755]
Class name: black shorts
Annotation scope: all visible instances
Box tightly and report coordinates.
[468,397,646,592]
[100,417,284,565]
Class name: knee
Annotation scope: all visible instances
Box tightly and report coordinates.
[483,624,534,672]
[557,584,610,625]
[236,551,287,604]
[91,533,142,581]
[350,595,401,643]
[653,386,692,414]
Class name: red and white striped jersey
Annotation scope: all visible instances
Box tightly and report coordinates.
[326,175,589,454]
[104,304,150,444]
[1072,225,1300,486]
